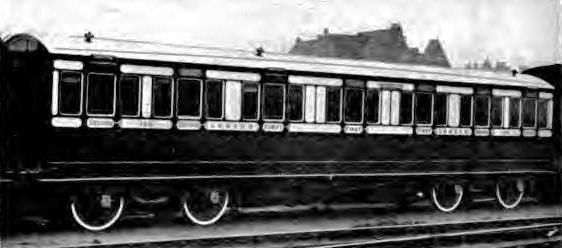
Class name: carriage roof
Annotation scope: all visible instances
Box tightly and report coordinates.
[5,32,554,90]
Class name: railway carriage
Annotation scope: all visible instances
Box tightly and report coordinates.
[0,32,559,231]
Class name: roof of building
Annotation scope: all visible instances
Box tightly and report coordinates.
[3,32,554,90]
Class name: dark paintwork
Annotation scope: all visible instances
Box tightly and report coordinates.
[0,34,559,183]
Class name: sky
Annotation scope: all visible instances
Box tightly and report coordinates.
[1,0,560,68]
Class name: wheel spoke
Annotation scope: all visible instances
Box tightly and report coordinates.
[182,188,229,225]
[496,178,524,209]
[70,191,125,231]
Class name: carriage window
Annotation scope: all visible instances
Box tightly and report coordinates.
[474,96,489,127]
[522,98,536,128]
[152,77,173,117]
[242,82,259,120]
[177,78,201,118]
[460,95,472,126]
[344,88,363,123]
[509,98,520,128]
[366,89,380,123]
[326,87,341,123]
[433,94,447,126]
[399,92,413,124]
[87,73,115,115]
[59,71,83,115]
[415,92,432,125]
[263,84,284,121]
[119,75,141,117]
[206,80,224,119]
[287,85,304,121]
[537,99,551,129]
[491,97,503,127]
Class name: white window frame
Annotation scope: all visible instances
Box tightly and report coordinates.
[205,79,225,120]
[262,83,286,122]
[57,70,84,116]
[152,76,174,118]
[537,97,553,130]
[176,78,203,120]
[343,87,365,124]
[490,96,504,128]
[119,74,142,118]
[225,80,242,121]
[433,93,448,127]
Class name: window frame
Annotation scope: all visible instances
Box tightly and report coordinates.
[119,74,142,118]
[459,94,473,127]
[325,86,343,124]
[287,84,305,122]
[242,81,260,121]
[365,89,381,125]
[474,95,491,128]
[85,72,117,117]
[521,97,537,129]
[490,96,504,128]
[508,97,522,128]
[414,91,434,126]
[151,76,174,118]
[537,98,552,130]
[205,79,226,120]
[58,70,84,116]
[262,83,286,122]
[398,91,414,126]
[176,77,203,120]
[343,86,365,124]
[433,93,448,127]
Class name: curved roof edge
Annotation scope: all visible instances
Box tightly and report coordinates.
[2,31,554,90]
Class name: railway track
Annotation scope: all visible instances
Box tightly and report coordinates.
[3,204,561,248]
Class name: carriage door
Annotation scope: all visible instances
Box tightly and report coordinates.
[4,35,51,173]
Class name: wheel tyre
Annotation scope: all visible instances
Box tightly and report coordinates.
[181,190,229,226]
[431,183,464,213]
[70,195,125,231]
[495,178,524,209]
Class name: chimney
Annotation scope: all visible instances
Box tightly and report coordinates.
[511,68,518,77]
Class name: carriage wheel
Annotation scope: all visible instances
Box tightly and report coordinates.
[431,182,464,213]
[496,177,525,209]
[181,187,229,225]
[70,190,125,231]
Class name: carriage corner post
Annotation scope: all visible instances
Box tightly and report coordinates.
[0,32,559,233]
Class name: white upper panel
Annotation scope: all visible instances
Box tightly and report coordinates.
[14,32,553,90]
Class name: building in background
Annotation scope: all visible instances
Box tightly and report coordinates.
[289,23,451,68]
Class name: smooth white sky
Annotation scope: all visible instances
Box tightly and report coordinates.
[1,0,560,67]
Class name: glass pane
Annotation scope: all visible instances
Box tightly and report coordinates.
[326,87,341,122]
[415,92,432,124]
[537,99,549,128]
[152,77,172,117]
[206,80,223,119]
[287,85,304,121]
[177,79,201,117]
[344,88,363,123]
[366,89,379,123]
[242,82,259,120]
[399,92,412,124]
[491,97,503,127]
[474,96,489,126]
[509,98,520,128]
[59,71,82,115]
[522,98,536,128]
[119,75,140,116]
[87,73,115,115]
[263,84,284,120]
[460,95,472,126]
[434,94,447,126]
